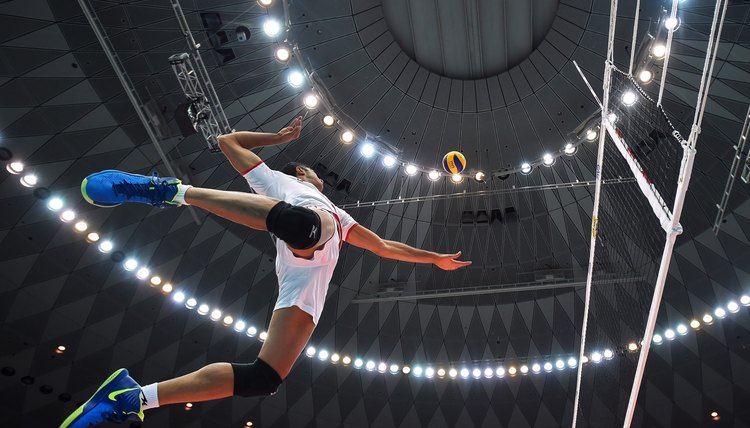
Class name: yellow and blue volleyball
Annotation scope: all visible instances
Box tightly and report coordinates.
[442,151,466,174]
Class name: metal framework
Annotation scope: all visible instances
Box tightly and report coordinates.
[714,105,750,234]
[170,0,232,152]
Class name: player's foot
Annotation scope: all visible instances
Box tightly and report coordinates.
[59,368,144,427]
[81,170,181,208]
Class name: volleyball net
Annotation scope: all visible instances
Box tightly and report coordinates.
[571,0,728,426]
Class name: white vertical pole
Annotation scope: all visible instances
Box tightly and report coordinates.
[628,0,641,76]
[570,0,618,424]
[657,0,680,106]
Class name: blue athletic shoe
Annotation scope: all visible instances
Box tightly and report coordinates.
[81,170,181,208]
[60,368,144,427]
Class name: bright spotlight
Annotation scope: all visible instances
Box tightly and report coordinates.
[149,276,161,286]
[428,170,440,181]
[495,367,505,378]
[233,320,246,332]
[173,291,186,303]
[74,221,88,232]
[702,314,714,324]
[424,367,435,378]
[628,342,638,352]
[676,324,688,335]
[6,161,24,174]
[340,130,354,144]
[483,368,494,378]
[360,143,375,158]
[741,295,750,306]
[303,93,319,109]
[405,164,418,176]
[412,366,422,377]
[86,232,100,243]
[47,197,63,211]
[331,353,340,363]
[472,368,481,379]
[520,162,532,175]
[354,358,363,369]
[474,171,486,182]
[210,309,222,321]
[287,70,304,88]
[263,19,281,37]
[664,16,680,31]
[136,267,150,280]
[727,301,740,313]
[401,365,410,374]
[20,174,38,187]
[246,326,258,337]
[259,331,268,341]
[322,115,335,127]
[275,46,290,63]
[555,359,565,370]
[507,366,517,376]
[638,69,654,84]
[98,240,113,253]
[197,304,210,315]
[690,319,701,329]
[60,210,76,223]
[652,44,666,58]
[543,362,553,372]
[222,315,233,326]
[342,356,352,365]
[585,129,598,141]
[653,334,663,344]
[460,368,470,378]
[603,349,614,360]
[531,363,541,374]
[257,0,273,6]
[123,259,138,271]
[448,368,457,378]
[664,329,676,340]
[390,364,399,374]
[319,350,330,361]
[564,143,577,155]
[621,91,637,106]
[590,352,602,363]
[185,298,197,309]
[542,153,555,166]
[161,283,173,294]
[714,307,727,319]
[519,365,529,375]
[382,155,396,167]
[567,357,578,368]
[451,174,463,183]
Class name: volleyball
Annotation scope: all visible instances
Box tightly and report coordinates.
[442,151,466,174]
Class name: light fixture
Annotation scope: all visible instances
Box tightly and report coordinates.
[714,307,726,319]
[741,295,750,306]
[390,364,400,374]
[86,232,100,243]
[727,301,740,313]
[275,46,290,62]
[520,162,532,175]
[581,356,589,364]
[531,363,541,373]
[259,331,268,341]
[197,304,210,315]
[628,342,639,352]
[331,353,340,364]
[412,366,422,377]
[98,240,113,253]
[55,345,66,354]
[676,324,688,335]
[246,326,258,337]
[424,367,435,378]
[262,19,281,37]
[591,352,602,363]
[123,259,138,271]
[638,69,654,84]
[622,91,637,106]
[555,359,565,370]
[519,365,529,375]
[702,313,714,324]
[305,347,316,357]
[340,130,354,144]
[246,421,254,428]
[322,115,335,127]
[343,356,352,365]
[60,210,76,223]
[711,411,720,421]
[405,164,418,176]
[460,368,470,378]
[382,155,396,167]
[607,113,618,123]
[360,143,375,158]
[150,276,162,286]
[428,170,440,181]
[495,367,505,378]
[20,173,38,187]
[303,93,319,109]
[586,129,598,141]
[47,197,63,211]
[401,365,410,374]
[208,310,221,321]
[664,329,676,340]
[136,267,150,280]
[319,350,330,361]
[451,174,463,183]
[653,334,663,344]
[172,291,186,303]
[567,357,578,368]
[603,349,614,360]
[161,283,173,294]
[448,368,457,378]
[564,143,577,155]
[507,366,517,376]
[185,298,197,309]
[287,70,304,88]
[257,0,273,7]
[222,315,233,326]
[74,221,88,232]
[542,153,555,166]
[689,319,701,330]
[664,16,680,31]
[233,320,246,332]
[652,43,667,59]
[354,358,363,369]
[474,171,486,182]
[184,403,193,410]
[472,368,481,379]
[543,362,553,372]
[6,161,24,174]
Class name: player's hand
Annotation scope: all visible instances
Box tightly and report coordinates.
[277,116,302,143]
[433,251,472,271]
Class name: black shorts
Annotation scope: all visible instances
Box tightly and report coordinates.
[265,201,322,250]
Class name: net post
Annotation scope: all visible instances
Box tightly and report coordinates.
[656,0,679,106]
[628,0,642,76]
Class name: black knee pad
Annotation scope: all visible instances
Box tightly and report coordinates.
[266,201,321,250]
[232,358,283,397]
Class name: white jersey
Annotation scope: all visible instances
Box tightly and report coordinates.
[243,161,358,324]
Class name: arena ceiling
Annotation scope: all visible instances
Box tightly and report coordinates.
[1,0,749,426]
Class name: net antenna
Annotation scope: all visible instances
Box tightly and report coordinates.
[571,0,729,426]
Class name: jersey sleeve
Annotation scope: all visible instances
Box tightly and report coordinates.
[243,161,283,198]
[337,208,359,242]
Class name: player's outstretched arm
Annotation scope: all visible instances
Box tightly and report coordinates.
[346,224,472,271]
[217,116,302,174]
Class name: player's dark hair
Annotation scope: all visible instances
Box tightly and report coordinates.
[281,162,308,177]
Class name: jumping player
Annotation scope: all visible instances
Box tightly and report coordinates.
[61,117,471,427]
